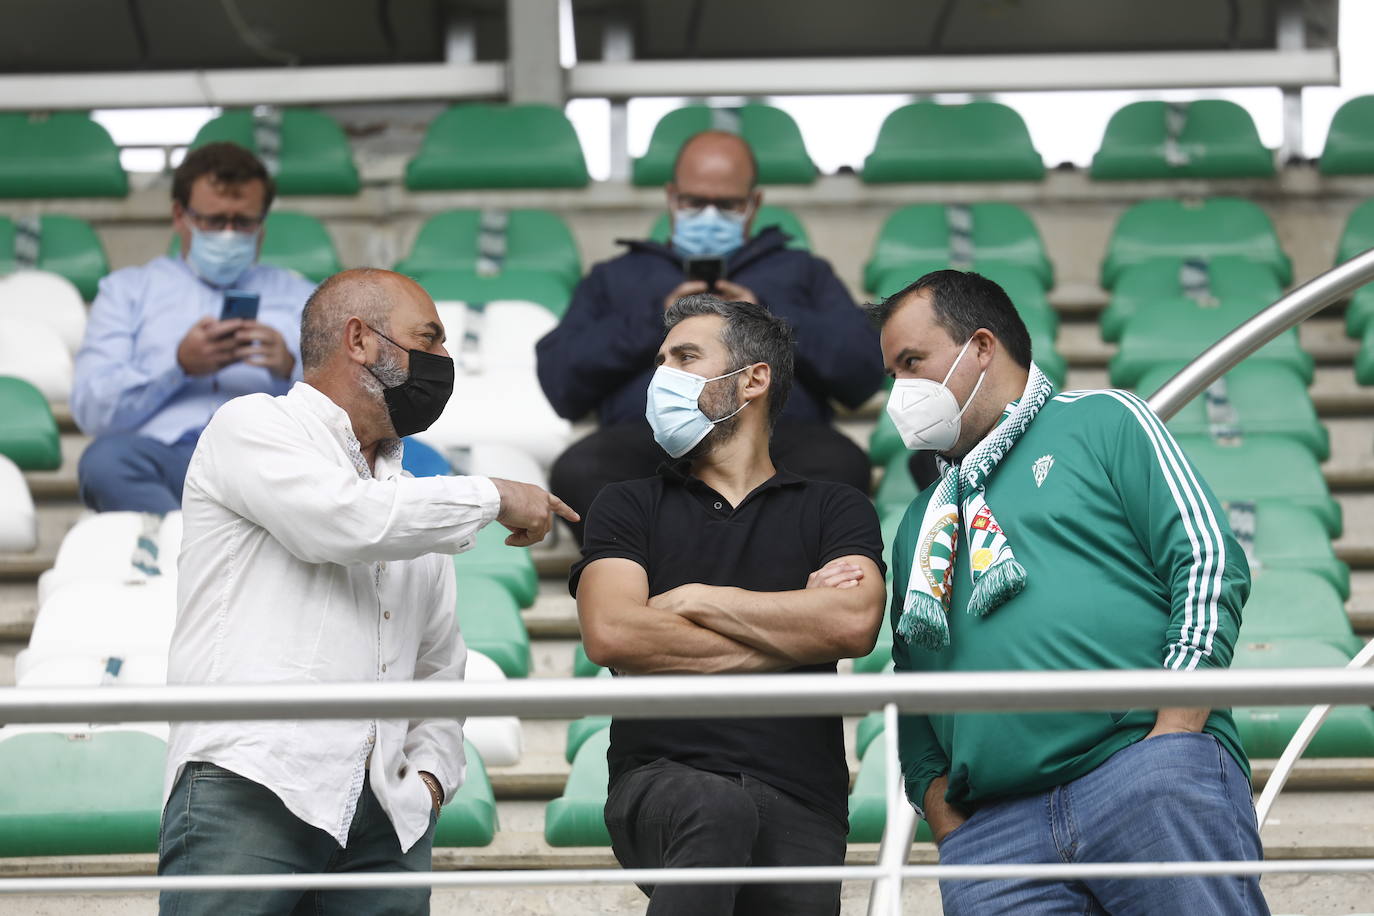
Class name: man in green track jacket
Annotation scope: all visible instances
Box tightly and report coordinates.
[872,270,1268,914]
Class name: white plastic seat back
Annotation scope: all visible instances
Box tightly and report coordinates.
[39,511,182,605]
[0,722,170,744]
[23,578,177,665]
[16,653,168,688]
[426,371,571,467]
[479,301,557,368]
[0,455,36,552]
[440,442,547,489]
[0,270,87,354]
[461,650,523,766]
[0,316,73,401]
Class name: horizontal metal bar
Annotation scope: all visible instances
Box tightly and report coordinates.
[1149,247,1374,420]
[4,668,1374,725]
[570,49,1339,98]
[5,859,1374,895]
[0,63,506,111]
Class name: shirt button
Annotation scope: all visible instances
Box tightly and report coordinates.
[399,765,408,777]
[384,611,392,620]
[381,663,388,673]
[367,734,376,745]
[713,501,722,510]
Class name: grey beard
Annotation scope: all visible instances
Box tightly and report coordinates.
[360,348,409,436]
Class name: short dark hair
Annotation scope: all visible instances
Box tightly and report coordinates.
[664,294,794,427]
[865,270,1033,369]
[672,130,760,189]
[172,142,276,212]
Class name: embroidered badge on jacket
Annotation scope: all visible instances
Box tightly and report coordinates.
[1032,454,1054,488]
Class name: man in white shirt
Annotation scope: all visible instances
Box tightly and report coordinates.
[158,268,576,916]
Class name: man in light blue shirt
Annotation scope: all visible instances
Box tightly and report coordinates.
[72,142,315,513]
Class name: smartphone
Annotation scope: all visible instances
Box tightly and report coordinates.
[685,257,726,290]
[220,290,260,322]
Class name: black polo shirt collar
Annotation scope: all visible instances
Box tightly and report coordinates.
[658,460,807,517]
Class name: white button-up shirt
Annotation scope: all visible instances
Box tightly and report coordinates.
[165,382,501,852]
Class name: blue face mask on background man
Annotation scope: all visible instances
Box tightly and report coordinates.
[671,205,749,258]
[187,225,258,288]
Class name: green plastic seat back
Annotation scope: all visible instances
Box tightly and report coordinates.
[1348,285,1374,339]
[573,642,605,678]
[432,740,498,847]
[415,268,571,319]
[864,204,1053,292]
[168,210,339,283]
[1230,501,1350,599]
[0,214,109,300]
[0,730,165,856]
[1338,200,1374,337]
[406,104,589,190]
[633,105,816,186]
[862,102,1044,183]
[647,204,811,251]
[565,671,613,762]
[1319,95,1374,176]
[452,523,538,608]
[875,453,919,522]
[1091,101,1273,180]
[847,734,934,843]
[1109,297,1313,388]
[0,376,61,470]
[190,108,361,195]
[855,711,885,759]
[1102,257,1283,343]
[1135,362,1328,461]
[1174,435,1341,538]
[1357,323,1374,385]
[395,209,581,293]
[0,112,128,198]
[1101,198,1291,289]
[1231,639,1374,757]
[1237,570,1357,653]
[545,728,613,846]
[452,575,530,678]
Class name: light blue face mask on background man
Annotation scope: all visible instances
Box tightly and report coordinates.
[187,225,259,288]
[671,205,748,258]
[645,364,752,458]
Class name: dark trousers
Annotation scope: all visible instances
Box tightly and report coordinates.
[552,422,873,542]
[604,758,847,916]
[77,431,199,514]
[158,762,436,916]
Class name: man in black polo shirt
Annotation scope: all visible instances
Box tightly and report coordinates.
[571,294,886,915]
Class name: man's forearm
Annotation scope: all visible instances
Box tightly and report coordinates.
[583,600,792,675]
[668,583,882,664]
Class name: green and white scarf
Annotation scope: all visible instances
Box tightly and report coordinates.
[897,362,1054,651]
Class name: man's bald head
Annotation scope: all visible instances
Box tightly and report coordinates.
[672,130,759,192]
[299,268,431,373]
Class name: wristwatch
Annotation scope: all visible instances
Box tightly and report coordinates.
[419,771,443,811]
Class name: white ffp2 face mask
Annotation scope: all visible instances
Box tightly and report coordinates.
[885,337,986,452]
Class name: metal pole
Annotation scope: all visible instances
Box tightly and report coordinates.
[867,702,918,916]
[1147,246,1374,420]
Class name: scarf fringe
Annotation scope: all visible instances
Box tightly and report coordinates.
[898,593,951,651]
[966,558,1027,617]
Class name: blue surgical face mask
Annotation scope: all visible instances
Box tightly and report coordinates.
[186,225,258,288]
[671,205,748,258]
[646,364,752,458]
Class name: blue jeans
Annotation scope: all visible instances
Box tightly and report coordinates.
[158,762,437,916]
[937,732,1269,915]
[78,432,199,514]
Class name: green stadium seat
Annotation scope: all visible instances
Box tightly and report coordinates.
[1100,198,1292,289]
[406,104,589,190]
[875,453,919,518]
[1108,298,1313,389]
[453,575,531,679]
[1222,501,1350,599]
[452,523,538,609]
[0,376,61,470]
[545,727,613,847]
[169,210,339,284]
[0,214,109,300]
[573,642,604,678]
[1101,257,1283,344]
[870,262,1056,337]
[1238,570,1360,656]
[1319,95,1374,176]
[565,671,612,762]
[395,209,581,295]
[189,107,360,195]
[1336,199,1374,338]
[1174,435,1342,538]
[1357,325,1374,385]
[432,741,497,847]
[0,728,164,856]
[856,711,885,758]
[415,268,571,319]
[1231,639,1374,758]
[862,102,1045,183]
[0,112,127,198]
[1134,363,1328,461]
[853,619,894,674]
[648,204,811,251]
[633,105,816,185]
[864,204,1053,293]
[847,732,934,844]
[1090,101,1274,180]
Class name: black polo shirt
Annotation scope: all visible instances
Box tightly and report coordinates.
[568,463,885,821]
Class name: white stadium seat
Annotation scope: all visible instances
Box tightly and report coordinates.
[15,653,168,688]
[462,650,523,766]
[17,578,177,679]
[0,455,37,552]
[0,269,87,354]
[0,315,73,401]
[420,441,548,490]
[37,510,182,606]
[426,371,571,468]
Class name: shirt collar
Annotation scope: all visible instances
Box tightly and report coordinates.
[659,459,806,500]
[288,382,404,481]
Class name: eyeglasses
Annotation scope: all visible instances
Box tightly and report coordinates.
[184,205,265,234]
[673,193,753,217]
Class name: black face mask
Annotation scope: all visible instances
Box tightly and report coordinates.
[365,326,455,438]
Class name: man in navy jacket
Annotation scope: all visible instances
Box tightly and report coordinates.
[536,131,883,540]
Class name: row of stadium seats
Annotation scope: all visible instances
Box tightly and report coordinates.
[8,95,1374,198]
